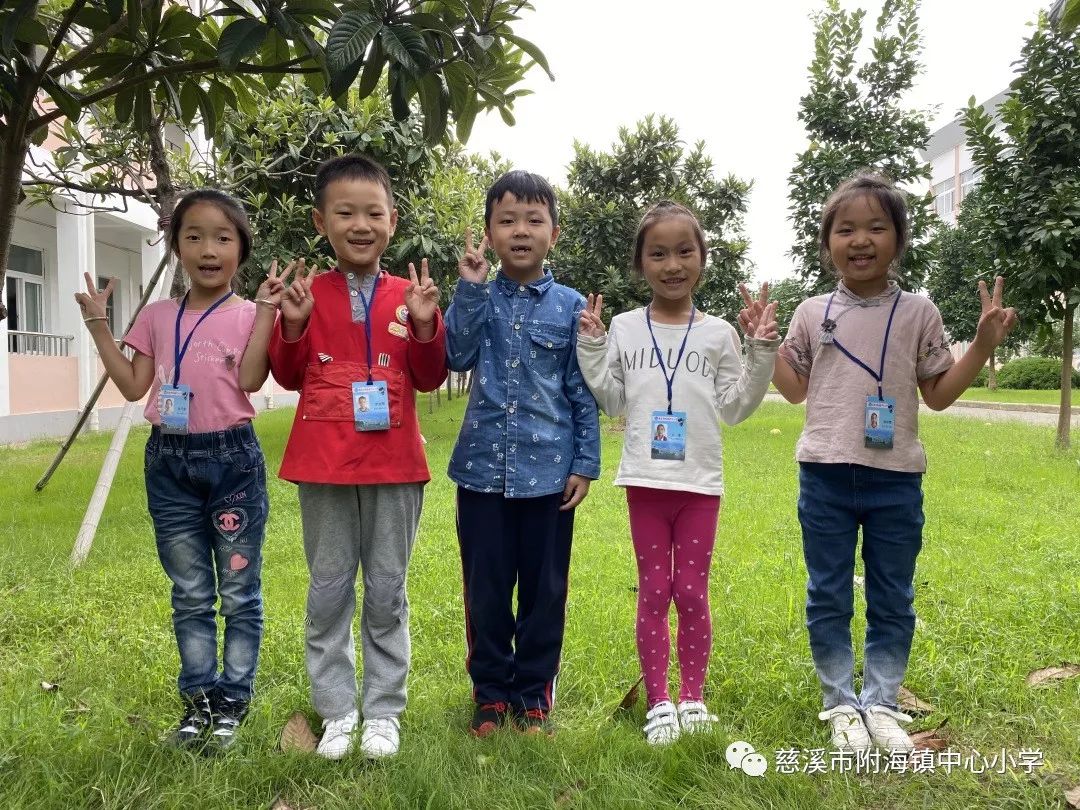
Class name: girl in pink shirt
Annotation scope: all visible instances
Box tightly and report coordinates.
[76,189,288,754]
[770,173,1017,754]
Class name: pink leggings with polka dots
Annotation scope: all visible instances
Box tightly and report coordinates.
[627,486,721,707]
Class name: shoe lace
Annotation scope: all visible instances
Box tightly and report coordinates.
[365,717,399,742]
[480,702,508,714]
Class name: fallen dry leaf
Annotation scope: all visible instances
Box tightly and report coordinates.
[40,681,58,692]
[614,676,643,715]
[898,685,935,716]
[1064,785,1080,809]
[1025,663,1080,687]
[909,719,949,753]
[279,711,319,754]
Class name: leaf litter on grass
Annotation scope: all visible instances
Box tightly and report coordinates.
[1025,663,1080,687]
[897,685,936,716]
[279,711,319,753]
[1065,785,1080,809]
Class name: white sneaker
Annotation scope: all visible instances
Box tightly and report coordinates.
[818,704,872,751]
[676,700,718,734]
[359,716,400,758]
[316,709,359,760]
[643,701,680,745]
[863,705,914,753]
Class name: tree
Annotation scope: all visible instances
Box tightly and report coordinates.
[0,0,548,320]
[787,0,935,295]
[924,190,1026,389]
[765,276,809,336]
[963,18,1080,449]
[551,115,752,326]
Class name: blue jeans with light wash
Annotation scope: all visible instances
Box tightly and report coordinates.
[798,462,924,712]
[145,423,267,700]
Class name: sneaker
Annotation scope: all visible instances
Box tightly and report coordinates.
[516,708,554,737]
[208,692,250,753]
[863,705,915,753]
[359,716,400,758]
[469,702,508,738]
[818,704,872,752]
[166,691,213,749]
[676,700,718,734]
[316,709,359,760]
[643,700,680,746]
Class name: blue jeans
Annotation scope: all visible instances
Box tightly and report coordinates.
[798,462,924,711]
[145,423,268,700]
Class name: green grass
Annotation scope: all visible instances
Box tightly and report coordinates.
[1,400,1078,809]
[956,388,1078,406]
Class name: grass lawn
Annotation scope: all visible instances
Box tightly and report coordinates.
[0,400,1078,809]
[956,388,1078,407]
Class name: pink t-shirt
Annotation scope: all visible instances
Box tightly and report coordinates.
[124,298,258,433]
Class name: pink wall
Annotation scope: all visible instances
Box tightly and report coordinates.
[9,355,78,414]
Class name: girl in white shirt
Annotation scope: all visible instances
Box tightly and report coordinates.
[576,201,780,744]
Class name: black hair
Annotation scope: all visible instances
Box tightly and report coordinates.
[631,200,708,274]
[819,171,909,274]
[484,170,558,228]
[314,153,394,210]
[168,189,253,265]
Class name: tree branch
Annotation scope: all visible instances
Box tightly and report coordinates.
[34,0,88,86]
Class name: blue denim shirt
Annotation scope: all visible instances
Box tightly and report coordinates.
[445,270,601,498]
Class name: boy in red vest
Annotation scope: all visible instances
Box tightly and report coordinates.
[269,154,446,760]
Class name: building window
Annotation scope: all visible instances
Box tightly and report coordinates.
[97,275,120,337]
[933,178,955,219]
[5,244,45,333]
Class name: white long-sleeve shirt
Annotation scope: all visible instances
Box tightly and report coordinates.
[576,308,779,496]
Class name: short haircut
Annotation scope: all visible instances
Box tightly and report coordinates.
[819,171,909,272]
[631,200,708,274]
[314,153,394,210]
[485,170,558,228]
[169,189,253,265]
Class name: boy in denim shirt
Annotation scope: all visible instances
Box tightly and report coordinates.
[446,171,600,736]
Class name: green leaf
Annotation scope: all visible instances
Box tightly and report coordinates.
[355,36,386,99]
[503,32,553,81]
[1,0,37,56]
[471,32,494,51]
[133,86,152,131]
[327,11,382,73]
[389,65,410,119]
[196,84,216,132]
[12,14,50,47]
[114,86,135,124]
[217,19,268,69]
[159,7,203,40]
[455,93,477,142]
[126,0,142,37]
[73,6,112,29]
[43,80,82,122]
[105,0,124,22]
[416,72,448,143]
[179,80,200,125]
[380,24,430,74]
[1060,0,1080,32]
[260,29,291,91]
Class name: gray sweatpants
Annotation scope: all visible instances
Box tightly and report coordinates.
[298,482,423,721]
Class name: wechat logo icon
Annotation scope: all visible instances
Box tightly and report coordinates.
[726,740,768,778]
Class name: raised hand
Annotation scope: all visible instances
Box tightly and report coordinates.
[74,272,114,323]
[255,259,297,308]
[458,228,490,283]
[406,258,439,324]
[734,282,777,339]
[280,258,319,326]
[973,276,1018,349]
[578,293,606,338]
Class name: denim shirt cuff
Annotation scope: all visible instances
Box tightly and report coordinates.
[570,459,601,480]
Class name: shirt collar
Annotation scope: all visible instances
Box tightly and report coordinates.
[836,279,900,306]
[495,268,553,296]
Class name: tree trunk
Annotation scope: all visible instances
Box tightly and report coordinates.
[1057,301,1075,450]
[446,373,452,401]
[988,351,997,390]
[0,61,38,323]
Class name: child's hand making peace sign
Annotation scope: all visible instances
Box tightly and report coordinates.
[578,293,606,338]
[973,276,1018,350]
[459,228,490,284]
[280,258,320,327]
[737,282,780,341]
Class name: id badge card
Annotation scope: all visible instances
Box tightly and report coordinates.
[864,396,896,449]
[159,384,191,435]
[650,410,687,461]
[353,381,390,431]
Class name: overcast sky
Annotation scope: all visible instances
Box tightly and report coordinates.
[467,0,1050,283]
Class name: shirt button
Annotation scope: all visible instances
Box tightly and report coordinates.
[350,290,358,297]
[508,406,516,414]
[546,341,553,348]
[518,285,525,292]
[514,323,521,331]
[511,359,520,368]
[348,273,355,279]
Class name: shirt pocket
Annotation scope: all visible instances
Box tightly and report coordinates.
[301,361,405,428]
[526,323,571,383]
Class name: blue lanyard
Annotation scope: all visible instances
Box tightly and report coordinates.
[645,304,696,414]
[357,273,381,384]
[822,289,902,400]
[172,291,234,386]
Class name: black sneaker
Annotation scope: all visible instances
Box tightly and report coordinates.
[166,692,213,749]
[516,708,554,737]
[469,702,508,738]
[208,692,250,753]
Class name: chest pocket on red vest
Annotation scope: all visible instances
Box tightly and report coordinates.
[301,361,404,428]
